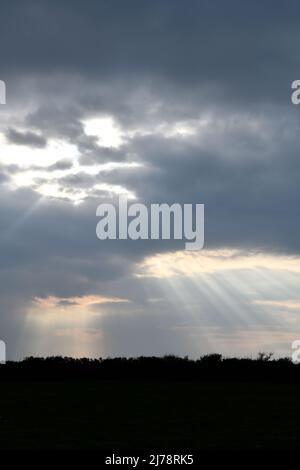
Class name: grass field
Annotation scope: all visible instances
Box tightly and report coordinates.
[0,379,299,450]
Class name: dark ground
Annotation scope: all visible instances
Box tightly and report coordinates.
[1,374,300,449]
[0,356,300,450]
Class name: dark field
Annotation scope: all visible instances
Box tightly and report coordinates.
[0,378,300,450]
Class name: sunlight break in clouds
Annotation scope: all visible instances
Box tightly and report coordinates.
[27,295,130,325]
[138,250,300,278]
[83,116,124,148]
[0,134,78,168]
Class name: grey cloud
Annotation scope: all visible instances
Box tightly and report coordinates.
[26,106,83,141]
[48,160,73,171]
[101,110,300,255]
[0,172,10,183]
[6,127,47,148]
[57,172,98,189]
[24,105,128,163]
[0,0,300,359]
[1,0,299,109]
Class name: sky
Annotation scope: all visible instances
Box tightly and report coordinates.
[0,0,300,359]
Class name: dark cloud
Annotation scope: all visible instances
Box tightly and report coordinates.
[101,113,300,254]
[0,171,10,183]
[26,106,83,141]
[47,160,73,171]
[0,0,299,108]
[57,172,98,189]
[6,127,47,148]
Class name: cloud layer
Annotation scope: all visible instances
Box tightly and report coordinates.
[0,0,300,359]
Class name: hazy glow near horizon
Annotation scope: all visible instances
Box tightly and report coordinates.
[26,295,129,326]
[138,249,300,277]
